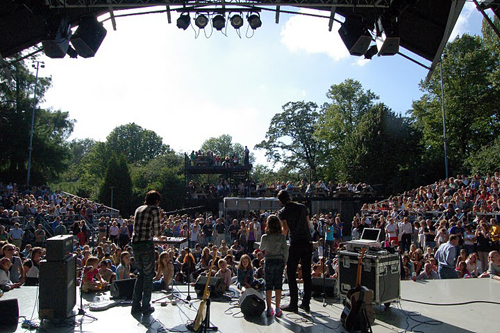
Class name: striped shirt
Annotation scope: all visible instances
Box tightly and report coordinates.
[132,205,161,243]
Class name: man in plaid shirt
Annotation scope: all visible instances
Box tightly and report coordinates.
[131,190,162,316]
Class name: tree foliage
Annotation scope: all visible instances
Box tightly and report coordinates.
[410,34,500,177]
[256,101,325,179]
[106,122,167,165]
[98,153,133,215]
[0,59,73,185]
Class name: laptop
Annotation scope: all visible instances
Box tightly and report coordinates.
[349,228,382,248]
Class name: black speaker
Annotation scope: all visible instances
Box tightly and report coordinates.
[239,288,265,317]
[46,235,73,261]
[70,15,107,58]
[110,278,136,300]
[0,298,19,330]
[194,276,225,298]
[338,16,372,56]
[311,277,336,297]
[39,254,76,319]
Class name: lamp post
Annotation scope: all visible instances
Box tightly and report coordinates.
[27,60,45,189]
[110,186,115,208]
[439,55,449,179]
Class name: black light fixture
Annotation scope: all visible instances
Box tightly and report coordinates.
[195,14,209,29]
[212,14,226,31]
[177,13,191,30]
[42,16,72,58]
[247,13,262,30]
[230,14,244,29]
[375,15,400,56]
[364,45,378,60]
[338,15,372,56]
[70,15,107,58]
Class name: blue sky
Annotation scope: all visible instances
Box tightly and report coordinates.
[40,3,484,165]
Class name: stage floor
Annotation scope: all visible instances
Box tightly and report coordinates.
[1,278,499,333]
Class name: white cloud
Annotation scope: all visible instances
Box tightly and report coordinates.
[450,2,477,40]
[280,9,349,61]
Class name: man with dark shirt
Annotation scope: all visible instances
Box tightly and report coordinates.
[215,218,226,246]
[228,219,239,243]
[131,190,162,316]
[278,190,312,313]
[423,219,436,249]
[202,218,214,246]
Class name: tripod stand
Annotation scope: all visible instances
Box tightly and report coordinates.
[71,271,98,323]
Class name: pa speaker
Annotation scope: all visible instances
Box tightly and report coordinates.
[194,276,225,298]
[339,16,372,56]
[42,16,72,58]
[39,254,76,320]
[239,288,265,317]
[110,278,137,300]
[70,15,107,58]
[0,298,19,330]
[311,277,336,297]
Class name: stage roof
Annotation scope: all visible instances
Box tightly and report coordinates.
[1,0,465,74]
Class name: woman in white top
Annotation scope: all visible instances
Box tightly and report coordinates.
[465,253,483,277]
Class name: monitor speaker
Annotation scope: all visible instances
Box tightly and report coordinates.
[0,298,19,330]
[110,278,136,300]
[194,276,225,298]
[239,288,265,317]
[311,277,336,297]
[339,16,372,56]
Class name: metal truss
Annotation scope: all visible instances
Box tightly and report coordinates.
[46,0,393,9]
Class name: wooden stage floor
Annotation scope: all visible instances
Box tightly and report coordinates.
[1,278,499,333]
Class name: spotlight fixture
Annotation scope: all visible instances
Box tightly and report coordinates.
[212,15,226,31]
[375,15,400,56]
[42,16,72,58]
[230,14,244,29]
[247,13,262,30]
[195,14,209,29]
[70,15,107,58]
[177,13,191,30]
[338,15,372,56]
[364,45,378,60]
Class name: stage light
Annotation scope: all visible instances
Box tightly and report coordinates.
[212,15,226,31]
[375,16,400,56]
[230,14,244,29]
[70,16,107,58]
[177,13,191,30]
[195,14,208,29]
[247,13,262,30]
[338,15,371,56]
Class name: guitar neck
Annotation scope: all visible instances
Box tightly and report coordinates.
[355,248,366,289]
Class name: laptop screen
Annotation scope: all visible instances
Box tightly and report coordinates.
[361,228,381,242]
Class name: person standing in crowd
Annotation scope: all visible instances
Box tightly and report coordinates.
[214,218,225,247]
[400,217,413,252]
[259,215,288,318]
[131,190,162,316]
[278,190,312,313]
[435,234,460,279]
[202,218,214,246]
[8,223,23,249]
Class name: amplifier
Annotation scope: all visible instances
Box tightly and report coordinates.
[338,250,400,305]
[39,254,76,319]
[46,235,73,261]
[311,277,336,297]
[239,288,265,317]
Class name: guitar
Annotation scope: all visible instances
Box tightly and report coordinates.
[340,248,375,332]
[193,249,218,332]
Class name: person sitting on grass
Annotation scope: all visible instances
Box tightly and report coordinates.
[82,256,107,292]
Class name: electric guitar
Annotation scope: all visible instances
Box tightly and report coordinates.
[193,249,218,332]
[340,248,375,332]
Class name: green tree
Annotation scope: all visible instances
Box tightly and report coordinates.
[410,34,500,176]
[98,153,133,215]
[200,134,254,163]
[106,123,167,165]
[256,101,325,179]
[0,59,74,185]
[465,137,500,175]
[315,79,379,180]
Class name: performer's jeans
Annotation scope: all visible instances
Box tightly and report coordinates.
[439,266,458,279]
[132,241,155,311]
[286,242,313,306]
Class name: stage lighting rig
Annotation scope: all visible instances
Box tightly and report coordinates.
[247,13,262,30]
[177,13,191,30]
[230,14,244,30]
[338,15,372,56]
[195,14,209,29]
[212,14,226,31]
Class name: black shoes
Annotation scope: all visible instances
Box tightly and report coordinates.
[281,304,298,313]
[299,303,310,313]
[142,306,155,316]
